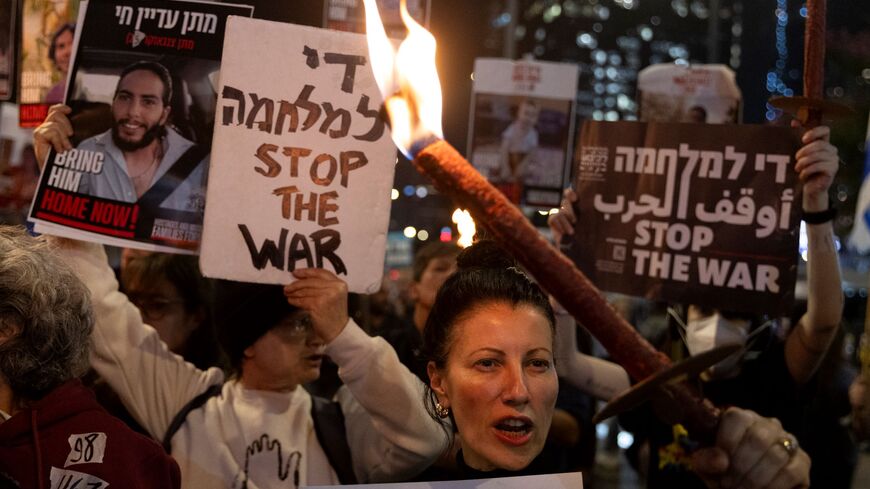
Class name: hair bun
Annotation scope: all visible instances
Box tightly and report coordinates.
[456,239,517,271]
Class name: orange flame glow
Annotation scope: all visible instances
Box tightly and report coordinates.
[363,0,443,157]
[452,208,476,248]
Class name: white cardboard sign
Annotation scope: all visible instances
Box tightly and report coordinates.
[637,63,742,124]
[201,17,397,293]
[303,471,583,488]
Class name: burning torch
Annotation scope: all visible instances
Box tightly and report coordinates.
[361,0,739,440]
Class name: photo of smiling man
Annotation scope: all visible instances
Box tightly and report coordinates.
[27,0,253,252]
[76,61,207,212]
[61,60,209,248]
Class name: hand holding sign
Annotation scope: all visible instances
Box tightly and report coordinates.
[33,104,74,167]
[548,187,578,244]
[284,269,349,343]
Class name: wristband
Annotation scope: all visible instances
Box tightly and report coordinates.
[801,205,837,224]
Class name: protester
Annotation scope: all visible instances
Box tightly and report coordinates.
[0,225,180,488]
[794,328,857,488]
[120,251,224,370]
[549,123,843,487]
[80,251,226,433]
[420,240,811,487]
[386,241,593,476]
[379,241,459,382]
[46,237,446,487]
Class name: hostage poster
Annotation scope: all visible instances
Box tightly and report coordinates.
[637,64,742,124]
[18,0,80,125]
[0,0,15,101]
[468,58,578,208]
[562,120,801,315]
[28,0,253,252]
[199,18,397,293]
[323,0,429,38]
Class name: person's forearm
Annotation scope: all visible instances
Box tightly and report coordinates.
[564,353,632,401]
[52,237,222,439]
[327,323,445,481]
[554,312,631,400]
[784,127,842,383]
[785,218,844,383]
[804,219,843,336]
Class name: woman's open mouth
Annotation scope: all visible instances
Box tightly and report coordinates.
[493,417,533,446]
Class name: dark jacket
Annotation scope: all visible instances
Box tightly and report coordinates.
[0,379,180,489]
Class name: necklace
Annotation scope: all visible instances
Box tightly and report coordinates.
[129,145,162,180]
[130,143,163,198]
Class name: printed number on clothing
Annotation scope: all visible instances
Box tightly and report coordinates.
[64,432,107,467]
[49,467,109,489]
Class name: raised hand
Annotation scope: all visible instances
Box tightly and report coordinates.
[792,122,838,212]
[283,268,349,343]
[547,187,578,245]
[32,104,74,168]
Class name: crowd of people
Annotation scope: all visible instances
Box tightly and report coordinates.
[0,102,863,489]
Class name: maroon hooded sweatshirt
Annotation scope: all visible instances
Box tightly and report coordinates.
[0,379,180,489]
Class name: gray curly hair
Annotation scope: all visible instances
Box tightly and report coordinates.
[0,226,93,401]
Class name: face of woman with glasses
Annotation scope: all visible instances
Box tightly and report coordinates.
[243,311,327,391]
[126,276,201,353]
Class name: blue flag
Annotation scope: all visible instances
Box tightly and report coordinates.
[848,111,870,253]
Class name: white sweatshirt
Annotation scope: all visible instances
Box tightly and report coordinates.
[60,241,446,489]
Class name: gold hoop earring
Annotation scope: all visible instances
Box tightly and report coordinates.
[435,402,450,419]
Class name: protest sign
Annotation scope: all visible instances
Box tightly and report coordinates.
[199,18,397,293]
[304,471,583,488]
[637,64,742,124]
[0,0,15,101]
[27,0,253,252]
[324,0,429,37]
[0,104,41,224]
[18,0,80,126]
[468,58,578,208]
[563,120,801,315]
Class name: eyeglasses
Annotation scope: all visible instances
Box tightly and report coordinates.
[273,314,314,341]
[128,294,186,322]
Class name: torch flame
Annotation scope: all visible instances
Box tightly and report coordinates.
[452,208,476,248]
[363,0,443,158]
